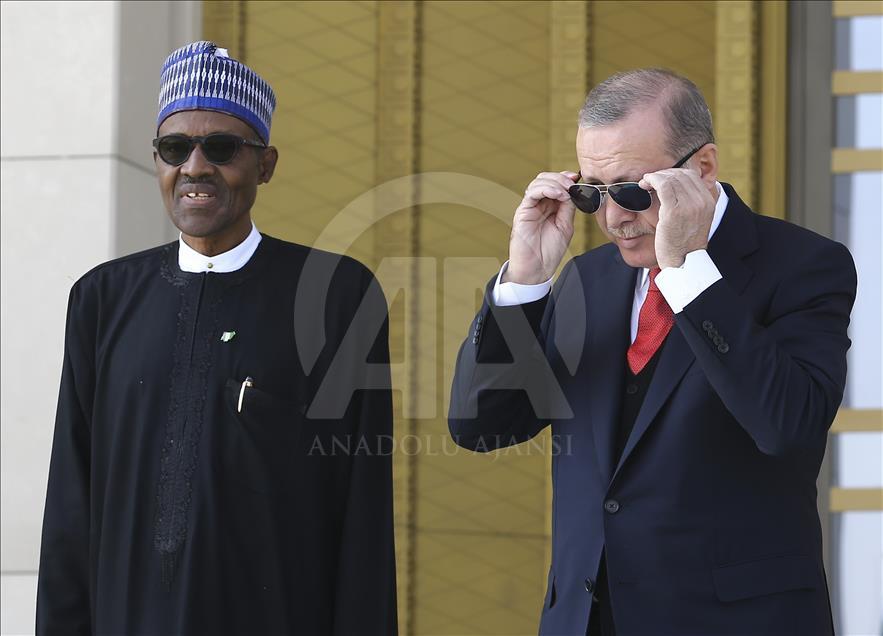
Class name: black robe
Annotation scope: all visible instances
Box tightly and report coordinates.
[37,235,397,635]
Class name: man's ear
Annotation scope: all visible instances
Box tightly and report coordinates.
[696,143,718,187]
[258,146,279,184]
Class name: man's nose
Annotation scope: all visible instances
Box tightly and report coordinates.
[180,143,215,178]
[604,196,638,225]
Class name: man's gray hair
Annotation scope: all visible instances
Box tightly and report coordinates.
[578,68,714,160]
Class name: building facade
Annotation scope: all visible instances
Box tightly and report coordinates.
[1,1,880,634]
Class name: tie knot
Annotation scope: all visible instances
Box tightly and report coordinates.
[648,267,662,291]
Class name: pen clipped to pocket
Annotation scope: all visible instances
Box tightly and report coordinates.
[237,376,254,413]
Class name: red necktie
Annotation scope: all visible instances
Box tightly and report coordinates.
[627,268,675,374]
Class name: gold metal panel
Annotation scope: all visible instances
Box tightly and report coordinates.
[590,1,717,116]
[716,1,757,208]
[830,488,883,511]
[833,0,883,17]
[550,1,594,255]
[758,1,788,219]
[832,148,883,172]
[375,2,420,630]
[416,2,552,632]
[547,0,588,574]
[242,1,379,264]
[832,70,883,94]
[416,530,546,632]
[830,409,883,433]
[587,1,717,220]
[202,0,245,59]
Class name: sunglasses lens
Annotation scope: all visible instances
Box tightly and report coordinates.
[157,137,193,166]
[608,184,652,212]
[569,184,602,214]
[202,135,241,164]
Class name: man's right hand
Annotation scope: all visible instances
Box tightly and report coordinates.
[504,171,579,285]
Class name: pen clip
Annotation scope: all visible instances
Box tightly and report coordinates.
[237,376,253,413]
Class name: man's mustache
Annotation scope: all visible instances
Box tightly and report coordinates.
[177,177,219,187]
[607,224,654,239]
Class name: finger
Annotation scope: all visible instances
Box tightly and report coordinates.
[638,170,665,191]
[519,192,569,210]
[645,167,702,189]
[531,177,574,189]
[539,196,576,222]
[526,181,572,202]
[678,170,709,198]
[529,180,572,198]
[642,173,681,211]
[536,172,581,190]
[555,197,576,228]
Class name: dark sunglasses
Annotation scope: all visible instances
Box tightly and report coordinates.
[152,133,266,166]
[569,143,709,214]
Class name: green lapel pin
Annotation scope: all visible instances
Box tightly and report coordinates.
[220,331,237,342]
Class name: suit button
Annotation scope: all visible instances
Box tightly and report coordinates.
[713,335,724,346]
[472,337,479,345]
[604,499,620,514]
[718,343,729,354]
[585,578,595,593]
[626,384,638,395]
[476,315,484,324]
[702,320,714,332]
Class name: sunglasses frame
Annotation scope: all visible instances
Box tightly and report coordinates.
[152,133,267,166]
[569,142,710,214]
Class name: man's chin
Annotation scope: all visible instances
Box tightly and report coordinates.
[615,236,657,269]
[169,210,227,239]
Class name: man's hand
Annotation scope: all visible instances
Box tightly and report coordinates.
[505,171,578,285]
[640,169,715,269]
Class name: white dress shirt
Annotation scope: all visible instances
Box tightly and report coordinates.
[178,222,262,273]
[492,182,729,344]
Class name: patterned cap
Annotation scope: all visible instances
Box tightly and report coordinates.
[158,41,276,143]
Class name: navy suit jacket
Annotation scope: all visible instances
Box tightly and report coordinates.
[449,185,856,635]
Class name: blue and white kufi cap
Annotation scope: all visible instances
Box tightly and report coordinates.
[158,41,276,143]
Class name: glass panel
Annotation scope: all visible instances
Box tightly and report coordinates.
[831,511,883,635]
[835,94,883,149]
[839,172,883,411]
[831,14,882,636]
[835,16,883,71]
[832,166,883,633]
[836,433,883,488]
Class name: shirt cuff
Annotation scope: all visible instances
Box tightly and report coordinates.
[492,261,553,306]
[655,249,722,314]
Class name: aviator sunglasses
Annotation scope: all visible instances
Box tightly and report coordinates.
[568,143,709,214]
[153,133,267,166]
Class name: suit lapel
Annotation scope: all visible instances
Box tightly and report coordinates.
[610,184,759,480]
[612,325,695,480]
[706,184,758,296]
[584,251,636,485]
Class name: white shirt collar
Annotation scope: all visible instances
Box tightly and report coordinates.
[637,181,728,289]
[178,222,262,273]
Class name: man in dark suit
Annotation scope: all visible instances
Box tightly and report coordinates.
[448,68,856,635]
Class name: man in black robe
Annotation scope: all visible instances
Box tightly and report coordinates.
[37,41,397,635]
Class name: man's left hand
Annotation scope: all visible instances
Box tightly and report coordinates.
[640,169,715,269]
